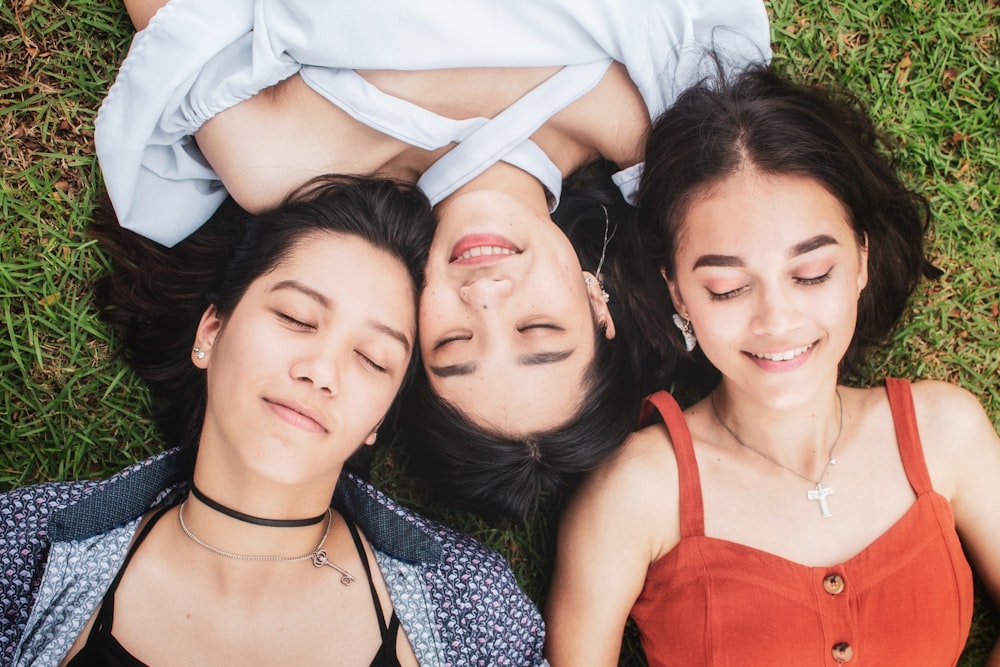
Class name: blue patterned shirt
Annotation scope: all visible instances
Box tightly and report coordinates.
[0,450,547,666]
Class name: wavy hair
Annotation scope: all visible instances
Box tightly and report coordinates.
[618,64,939,385]
[92,175,434,472]
[401,161,649,522]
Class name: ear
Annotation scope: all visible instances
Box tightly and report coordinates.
[583,271,616,340]
[192,305,223,369]
[661,267,688,319]
[857,232,870,296]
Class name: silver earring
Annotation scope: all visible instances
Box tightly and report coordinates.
[584,276,611,304]
[671,313,697,352]
[193,346,207,360]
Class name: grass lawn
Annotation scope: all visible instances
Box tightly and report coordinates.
[2,0,997,663]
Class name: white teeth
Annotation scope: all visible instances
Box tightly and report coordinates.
[752,344,812,361]
[455,246,518,261]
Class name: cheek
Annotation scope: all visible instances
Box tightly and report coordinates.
[824,289,861,337]
[418,286,451,330]
[695,319,739,352]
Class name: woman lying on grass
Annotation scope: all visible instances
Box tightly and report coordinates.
[96,0,771,521]
[546,65,1000,665]
[0,177,546,665]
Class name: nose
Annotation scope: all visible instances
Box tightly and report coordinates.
[750,284,803,336]
[459,277,514,311]
[291,352,340,396]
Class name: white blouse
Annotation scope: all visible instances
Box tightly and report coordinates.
[95,0,771,246]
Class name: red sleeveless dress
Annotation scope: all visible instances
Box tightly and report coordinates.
[630,378,973,666]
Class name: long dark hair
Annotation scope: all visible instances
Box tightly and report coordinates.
[618,64,939,387]
[92,175,434,471]
[402,160,647,523]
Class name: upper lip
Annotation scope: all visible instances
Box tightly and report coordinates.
[264,397,327,432]
[449,234,521,263]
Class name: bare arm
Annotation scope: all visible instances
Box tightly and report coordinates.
[124,0,169,30]
[914,381,1000,664]
[545,426,679,666]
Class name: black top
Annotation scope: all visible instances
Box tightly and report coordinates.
[67,503,401,666]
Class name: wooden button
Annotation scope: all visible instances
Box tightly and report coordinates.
[832,642,854,663]
[823,573,845,595]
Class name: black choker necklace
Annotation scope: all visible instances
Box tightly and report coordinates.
[189,484,327,528]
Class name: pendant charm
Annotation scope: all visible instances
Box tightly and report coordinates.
[312,549,357,585]
[807,483,833,519]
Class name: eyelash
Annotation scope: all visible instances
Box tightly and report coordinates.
[707,270,833,301]
[357,352,386,374]
[708,286,748,302]
[435,323,560,349]
[795,269,833,286]
[435,334,471,349]
[276,311,314,330]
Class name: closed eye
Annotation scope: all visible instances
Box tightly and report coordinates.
[517,323,563,333]
[357,352,387,373]
[434,334,472,350]
[707,285,749,302]
[275,311,314,330]
[795,269,833,286]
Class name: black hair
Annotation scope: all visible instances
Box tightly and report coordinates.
[619,64,939,387]
[92,175,434,473]
[401,160,645,523]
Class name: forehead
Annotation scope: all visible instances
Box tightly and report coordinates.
[433,359,590,435]
[259,232,416,324]
[678,171,854,255]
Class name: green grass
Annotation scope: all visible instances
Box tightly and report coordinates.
[2,0,997,663]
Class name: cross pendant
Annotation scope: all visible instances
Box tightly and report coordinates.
[807,483,833,519]
[311,549,357,586]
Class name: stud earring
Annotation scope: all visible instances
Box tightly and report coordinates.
[585,276,611,304]
[671,313,697,352]
[193,346,207,360]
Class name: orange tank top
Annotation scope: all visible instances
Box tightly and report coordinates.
[630,379,973,666]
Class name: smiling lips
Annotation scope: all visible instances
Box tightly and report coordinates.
[745,342,816,372]
[450,234,520,265]
[750,343,813,362]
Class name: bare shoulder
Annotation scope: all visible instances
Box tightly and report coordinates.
[562,421,681,559]
[575,422,677,507]
[907,379,1000,497]
[908,379,994,443]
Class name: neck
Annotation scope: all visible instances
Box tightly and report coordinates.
[178,496,334,563]
[440,162,551,216]
[190,483,327,528]
[712,381,845,477]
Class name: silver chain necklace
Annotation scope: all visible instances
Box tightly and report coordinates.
[711,389,843,519]
[178,501,357,585]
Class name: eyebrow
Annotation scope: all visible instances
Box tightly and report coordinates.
[428,361,479,378]
[271,280,330,307]
[691,234,840,269]
[369,321,412,354]
[517,349,575,366]
[270,280,411,353]
[788,234,839,258]
[428,348,575,378]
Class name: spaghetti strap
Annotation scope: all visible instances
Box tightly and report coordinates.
[345,519,393,638]
[640,391,704,538]
[68,503,173,665]
[885,378,934,495]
